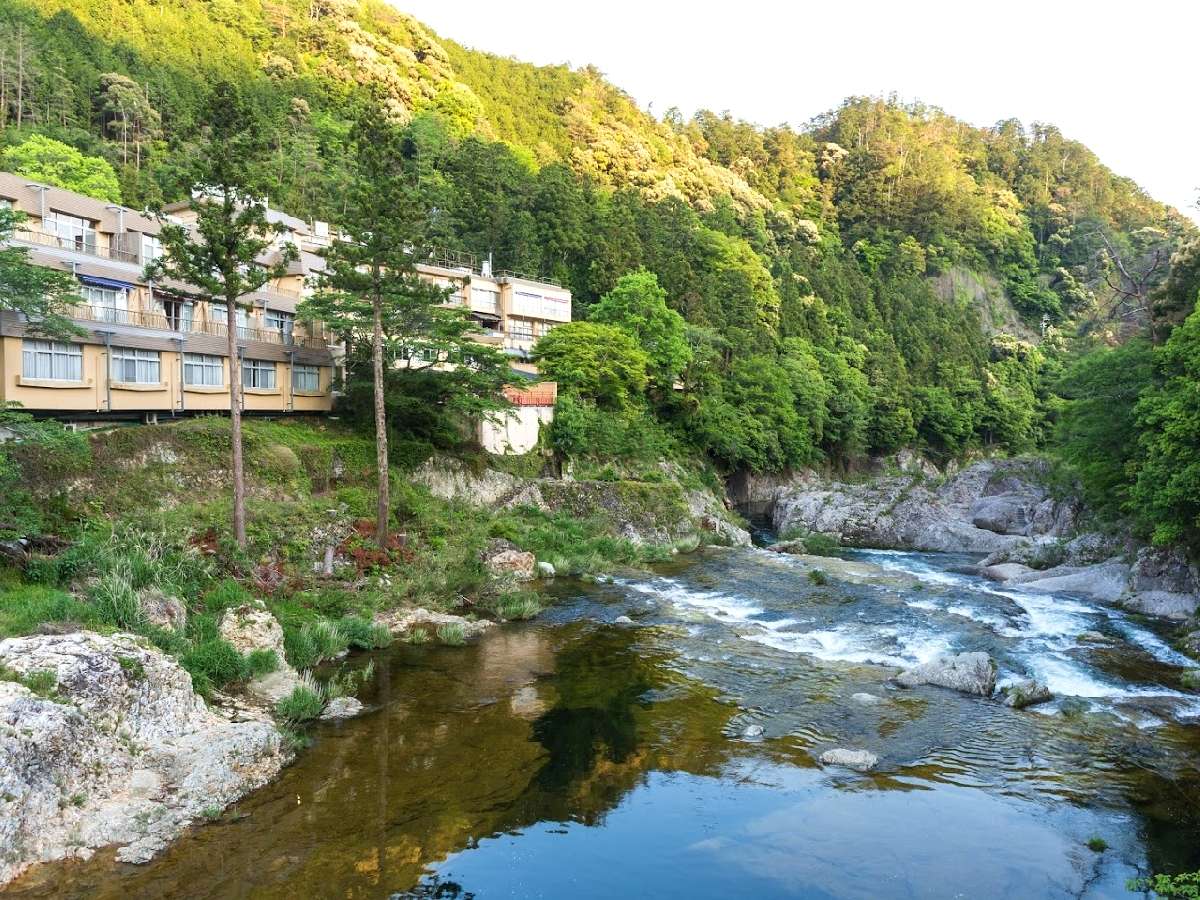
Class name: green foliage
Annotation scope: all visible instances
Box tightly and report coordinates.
[0,664,60,700]
[1127,871,1200,899]
[1085,836,1108,853]
[807,569,829,586]
[181,638,246,697]
[336,615,392,650]
[403,627,431,645]
[275,677,325,725]
[589,269,691,389]
[535,322,649,410]
[2,134,121,202]
[436,623,466,646]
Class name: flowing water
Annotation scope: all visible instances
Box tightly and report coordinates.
[10,541,1200,899]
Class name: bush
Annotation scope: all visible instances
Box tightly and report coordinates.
[181,638,246,697]
[276,676,324,724]
[337,615,392,650]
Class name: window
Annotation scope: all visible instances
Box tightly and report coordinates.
[210,303,249,337]
[292,364,319,392]
[110,347,160,384]
[45,211,96,253]
[472,288,500,314]
[81,284,128,324]
[265,310,294,342]
[183,353,223,387]
[242,358,276,389]
[508,317,534,341]
[160,298,193,332]
[22,340,82,381]
[140,234,163,264]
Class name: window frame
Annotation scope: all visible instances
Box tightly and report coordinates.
[110,346,161,385]
[183,353,224,387]
[21,339,83,382]
[292,364,319,392]
[242,358,276,390]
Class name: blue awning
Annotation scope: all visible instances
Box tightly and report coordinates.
[78,274,135,291]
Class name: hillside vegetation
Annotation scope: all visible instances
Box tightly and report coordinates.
[2,0,1199,549]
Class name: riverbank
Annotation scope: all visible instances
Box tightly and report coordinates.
[0,417,749,885]
[8,543,1200,898]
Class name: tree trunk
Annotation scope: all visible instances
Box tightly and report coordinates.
[372,292,389,547]
[228,299,247,548]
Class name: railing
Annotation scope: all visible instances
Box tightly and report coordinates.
[495,269,563,288]
[68,304,328,349]
[12,228,141,265]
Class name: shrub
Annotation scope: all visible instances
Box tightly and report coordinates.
[245,649,279,678]
[1127,871,1200,898]
[337,615,392,650]
[494,592,541,621]
[181,638,246,697]
[436,623,466,646]
[275,675,324,724]
[807,569,829,586]
[1086,836,1107,853]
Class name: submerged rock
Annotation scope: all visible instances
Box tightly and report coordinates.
[850,692,883,706]
[1000,679,1053,709]
[895,652,997,697]
[742,723,765,738]
[0,632,286,887]
[819,748,878,771]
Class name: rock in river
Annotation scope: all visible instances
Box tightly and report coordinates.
[819,748,878,772]
[895,652,997,697]
[1000,679,1053,709]
[0,632,287,887]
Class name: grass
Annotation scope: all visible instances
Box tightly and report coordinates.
[1086,836,1108,853]
[275,674,325,724]
[491,591,542,621]
[0,664,60,700]
[403,627,430,644]
[1181,669,1200,691]
[779,527,841,557]
[807,568,829,586]
[436,623,466,646]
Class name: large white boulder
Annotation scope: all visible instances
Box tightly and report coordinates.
[896,652,997,697]
[0,632,287,886]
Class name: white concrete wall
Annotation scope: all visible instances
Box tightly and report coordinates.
[479,405,553,455]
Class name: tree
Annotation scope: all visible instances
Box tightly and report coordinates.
[588,268,691,391]
[0,207,83,339]
[147,81,295,549]
[2,134,121,202]
[98,72,161,170]
[300,107,509,546]
[533,322,648,410]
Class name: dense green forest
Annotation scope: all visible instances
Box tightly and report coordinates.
[1,0,1199,549]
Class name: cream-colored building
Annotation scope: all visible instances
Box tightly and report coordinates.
[0,172,335,420]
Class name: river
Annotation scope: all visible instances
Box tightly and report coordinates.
[9,542,1200,898]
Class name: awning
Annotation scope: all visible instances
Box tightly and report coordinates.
[78,274,135,291]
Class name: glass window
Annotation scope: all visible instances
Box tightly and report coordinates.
[140,234,163,264]
[110,347,160,384]
[80,285,128,323]
[265,310,295,342]
[242,358,276,389]
[508,317,534,340]
[22,340,82,381]
[292,364,319,392]
[183,353,223,387]
[45,211,96,253]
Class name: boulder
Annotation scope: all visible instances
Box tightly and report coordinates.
[819,748,878,772]
[374,607,494,640]
[1000,679,1053,709]
[1014,561,1130,603]
[981,563,1034,582]
[319,696,363,720]
[970,494,1038,536]
[613,615,633,625]
[0,632,286,886]
[481,539,536,582]
[536,560,556,578]
[850,692,883,706]
[1121,591,1199,619]
[895,652,997,697]
[137,587,186,632]
[742,723,765,738]
[218,603,286,657]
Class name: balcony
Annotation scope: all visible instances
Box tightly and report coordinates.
[13,228,141,265]
[69,304,328,349]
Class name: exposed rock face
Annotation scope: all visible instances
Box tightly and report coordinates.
[1121,547,1200,618]
[1000,679,1053,709]
[0,632,286,887]
[895,652,997,697]
[1011,562,1131,603]
[982,563,1035,582]
[412,457,522,508]
[819,748,878,771]
[770,458,1075,554]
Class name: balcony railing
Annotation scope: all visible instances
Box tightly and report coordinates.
[68,304,328,349]
[13,228,142,265]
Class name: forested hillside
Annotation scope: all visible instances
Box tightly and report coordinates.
[2,0,1199,544]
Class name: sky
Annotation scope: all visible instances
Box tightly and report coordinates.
[396,0,1199,222]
